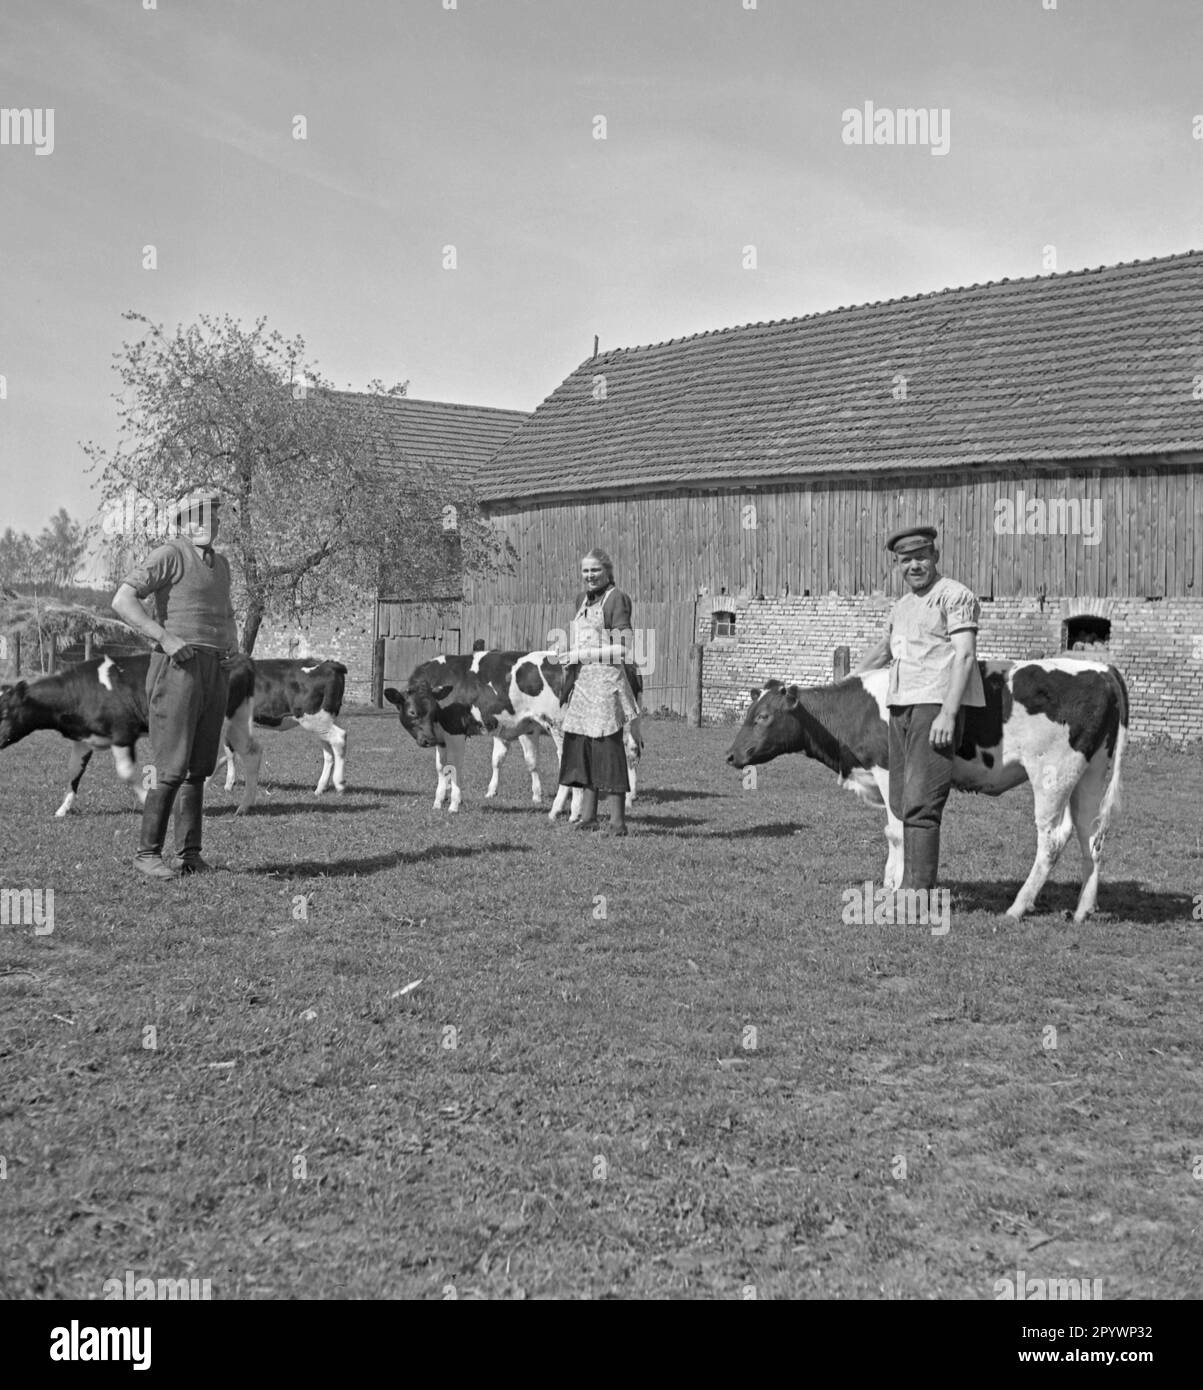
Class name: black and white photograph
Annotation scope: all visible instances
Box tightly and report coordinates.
[1,0,1200,1328]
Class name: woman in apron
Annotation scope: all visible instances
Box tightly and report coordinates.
[555,548,640,835]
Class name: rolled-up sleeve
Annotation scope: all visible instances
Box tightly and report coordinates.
[120,544,182,599]
[944,587,980,634]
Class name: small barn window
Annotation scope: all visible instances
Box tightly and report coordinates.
[711,609,737,642]
[1063,615,1111,653]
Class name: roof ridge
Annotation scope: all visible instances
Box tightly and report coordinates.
[336,390,530,417]
[589,247,1203,362]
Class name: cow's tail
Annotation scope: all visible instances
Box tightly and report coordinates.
[224,655,255,716]
[1092,665,1128,851]
[322,662,348,715]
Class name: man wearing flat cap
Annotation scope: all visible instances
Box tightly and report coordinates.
[856,526,984,891]
[112,489,239,879]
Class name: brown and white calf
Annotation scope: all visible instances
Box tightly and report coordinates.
[0,653,256,816]
[385,649,642,817]
[215,659,348,803]
[725,658,1128,922]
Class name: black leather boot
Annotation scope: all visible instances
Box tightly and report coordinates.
[172,781,214,874]
[135,785,180,879]
[901,826,941,890]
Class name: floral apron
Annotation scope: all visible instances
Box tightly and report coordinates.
[561,593,640,738]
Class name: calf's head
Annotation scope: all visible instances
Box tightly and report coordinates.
[0,681,32,750]
[725,680,801,768]
[384,678,453,748]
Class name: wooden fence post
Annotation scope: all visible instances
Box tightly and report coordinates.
[372,637,385,708]
[48,633,58,675]
[833,645,850,681]
[686,643,703,727]
[11,632,19,677]
[84,632,94,663]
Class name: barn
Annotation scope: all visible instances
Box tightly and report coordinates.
[452,249,1203,740]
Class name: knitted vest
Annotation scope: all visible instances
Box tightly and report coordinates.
[152,539,237,649]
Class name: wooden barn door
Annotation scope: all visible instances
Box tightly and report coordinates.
[633,600,696,715]
[378,602,463,686]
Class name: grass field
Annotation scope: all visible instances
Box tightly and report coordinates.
[1,709,1200,1300]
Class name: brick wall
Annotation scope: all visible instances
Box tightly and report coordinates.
[255,596,375,705]
[698,592,1203,742]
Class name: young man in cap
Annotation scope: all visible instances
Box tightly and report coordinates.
[112,489,239,878]
[855,526,984,890]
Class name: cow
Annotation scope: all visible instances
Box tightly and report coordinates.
[384,649,643,817]
[0,652,256,816]
[214,659,349,804]
[725,657,1128,923]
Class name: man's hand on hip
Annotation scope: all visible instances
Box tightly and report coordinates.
[161,635,194,664]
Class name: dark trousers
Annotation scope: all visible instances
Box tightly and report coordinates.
[146,647,229,787]
[888,704,963,889]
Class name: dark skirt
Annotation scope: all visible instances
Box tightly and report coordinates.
[559,729,630,794]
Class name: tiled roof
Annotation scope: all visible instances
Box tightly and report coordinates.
[338,393,530,492]
[478,250,1203,503]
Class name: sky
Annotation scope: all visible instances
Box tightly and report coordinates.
[2,0,1202,548]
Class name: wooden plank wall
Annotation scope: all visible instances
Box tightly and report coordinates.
[466,464,1200,603]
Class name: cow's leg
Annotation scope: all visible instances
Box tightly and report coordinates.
[54,742,95,817]
[547,726,572,821]
[623,716,642,809]
[327,720,347,793]
[224,696,261,814]
[298,712,347,794]
[883,805,904,890]
[1006,780,1077,920]
[111,744,141,808]
[209,729,236,792]
[486,736,509,798]
[519,732,543,803]
[434,735,465,812]
[1067,749,1111,922]
[433,745,448,809]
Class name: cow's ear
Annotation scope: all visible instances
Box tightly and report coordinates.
[784,686,800,707]
[383,688,402,707]
[431,683,454,702]
[749,688,762,703]
[764,678,782,692]
[12,681,26,701]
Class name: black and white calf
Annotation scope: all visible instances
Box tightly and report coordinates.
[215,659,349,804]
[725,658,1128,922]
[0,653,256,816]
[385,649,642,817]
